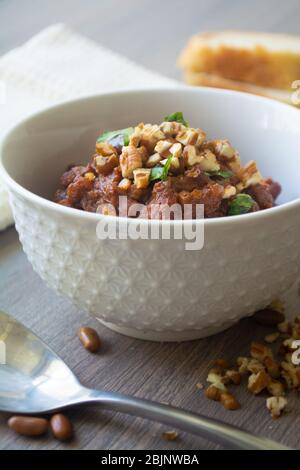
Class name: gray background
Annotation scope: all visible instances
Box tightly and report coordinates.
[1,0,300,450]
[1,0,300,80]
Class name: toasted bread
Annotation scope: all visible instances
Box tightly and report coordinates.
[178,31,300,90]
[183,71,300,107]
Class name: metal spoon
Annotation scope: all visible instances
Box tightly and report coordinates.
[0,310,289,450]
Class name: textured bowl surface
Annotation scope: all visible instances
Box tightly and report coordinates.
[2,87,300,341]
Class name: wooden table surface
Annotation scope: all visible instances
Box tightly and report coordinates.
[1,0,300,450]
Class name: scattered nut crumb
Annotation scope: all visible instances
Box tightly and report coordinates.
[278,321,291,334]
[267,380,285,397]
[250,342,273,361]
[248,370,271,395]
[264,332,280,344]
[214,359,229,370]
[220,392,241,410]
[196,382,203,390]
[202,304,300,419]
[223,370,241,385]
[207,368,227,391]
[266,397,287,419]
[162,430,178,441]
[205,384,222,401]
[263,357,281,379]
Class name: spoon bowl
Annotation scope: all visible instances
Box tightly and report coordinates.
[0,311,85,413]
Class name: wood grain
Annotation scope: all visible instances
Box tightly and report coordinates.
[1,0,300,450]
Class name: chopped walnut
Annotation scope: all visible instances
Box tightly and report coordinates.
[207,368,227,392]
[183,145,201,167]
[195,129,206,147]
[247,359,265,374]
[161,156,180,171]
[140,124,165,153]
[118,178,131,191]
[222,185,236,199]
[160,121,182,137]
[162,431,178,441]
[282,337,296,352]
[223,370,242,385]
[213,140,236,159]
[169,142,183,158]
[264,357,281,379]
[120,146,143,178]
[291,323,300,340]
[205,384,222,401]
[220,392,241,410]
[154,140,173,156]
[94,154,119,176]
[250,342,273,362]
[129,126,143,147]
[237,357,265,375]
[281,361,300,389]
[267,380,285,397]
[264,332,280,344]
[96,141,116,156]
[84,172,96,182]
[202,306,300,419]
[248,370,271,395]
[198,149,220,172]
[227,153,241,173]
[214,359,230,370]
[266,396,287,419]
[145,153,162,168]
[278,321,291,334]
[176,128,199,146]
[237,160,262,190]
[237,356,251,375]
[133,168,151,189]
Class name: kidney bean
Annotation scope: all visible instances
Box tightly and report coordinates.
[78,326,101,352]
[50,414,73,441]
[8,416,48,436]
[253,309,285,326]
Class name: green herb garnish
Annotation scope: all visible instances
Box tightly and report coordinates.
[97,127,134,147]
[150,166,164,181]
[164,112,189,127]
[150,155,173,182]
[228,194,255,216]
[205,170,234,178]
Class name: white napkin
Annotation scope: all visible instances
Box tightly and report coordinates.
[0,23,176,231]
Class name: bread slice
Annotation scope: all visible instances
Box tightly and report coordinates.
[178,31,300,90]
[183,71,300,108]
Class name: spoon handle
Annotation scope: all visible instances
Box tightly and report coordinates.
[79,389,288,450]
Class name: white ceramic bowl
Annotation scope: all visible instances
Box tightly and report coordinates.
[2,87,300,341]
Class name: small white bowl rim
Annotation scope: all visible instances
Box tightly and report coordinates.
[1,85,300,228]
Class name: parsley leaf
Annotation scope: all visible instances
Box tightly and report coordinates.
[150,155,173,182]
[150,166,164,182]
[161,155,173,181]
[164,112,188,127]
[205,170,234,178]
[97,127,134,147]
[228,194,255,216]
